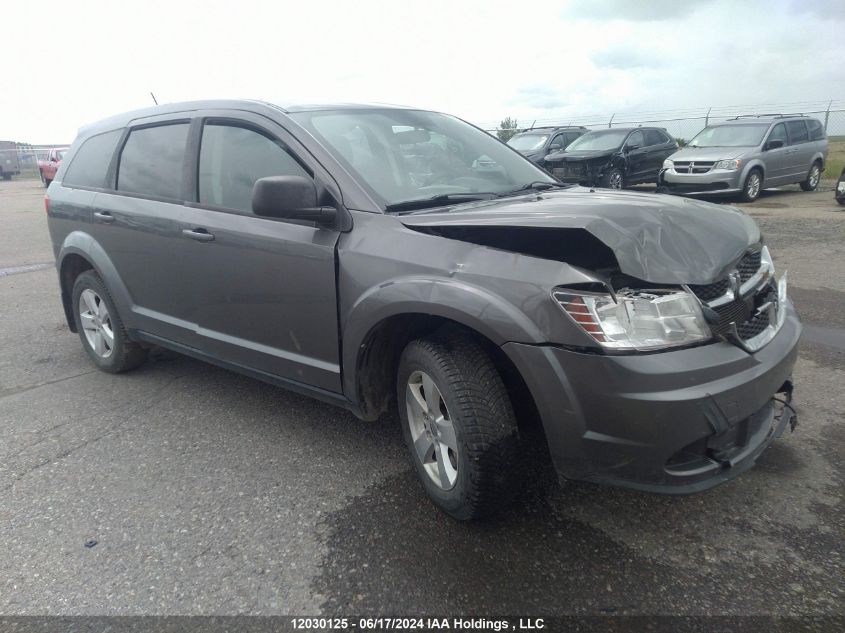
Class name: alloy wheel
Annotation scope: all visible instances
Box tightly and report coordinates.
[79,289,115,358]
[809,165,820,188]
[746,172,761,199]
[405,370,459,490]
[609,171,623,189]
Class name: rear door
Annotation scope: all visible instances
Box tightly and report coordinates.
[785,120,812,181]
[762,123,789,185]
[177,111,343,393]
[623,130,648,181]
[643,129,673,180]
[89,118,200,346]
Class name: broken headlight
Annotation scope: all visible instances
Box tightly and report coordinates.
[553,288,712,351]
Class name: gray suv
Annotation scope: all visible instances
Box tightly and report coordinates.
[47,100,801,520]
[660,114,828,201]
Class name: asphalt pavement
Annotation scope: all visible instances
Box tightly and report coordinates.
[0,178,843,617]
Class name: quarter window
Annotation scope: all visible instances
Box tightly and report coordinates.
[198,123,310,212]
[807,119,824,141]
[117,123,189,199]
[62,130,122,189]
[786,120,809,144]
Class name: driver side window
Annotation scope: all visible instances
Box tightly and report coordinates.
[626,130,644,148]
[768,123,787,146]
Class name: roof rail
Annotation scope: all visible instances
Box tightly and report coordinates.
[727,113,807,120]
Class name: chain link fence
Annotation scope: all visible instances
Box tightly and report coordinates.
[483,100,845,144]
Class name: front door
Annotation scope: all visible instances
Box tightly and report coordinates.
[178,114,343,393]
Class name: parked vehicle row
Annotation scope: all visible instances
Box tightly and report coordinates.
[504,114,829,203]
[47,100,801,520]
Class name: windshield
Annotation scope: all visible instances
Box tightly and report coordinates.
[689,124,769,148]
[565,130,628,152]
[289,109,554,209]
[507,134,549,151]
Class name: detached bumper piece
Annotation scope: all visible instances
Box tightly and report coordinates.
[666,380,797,479]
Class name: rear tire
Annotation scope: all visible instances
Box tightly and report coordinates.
[800,161,821,192]
[397,328,519,520]
[740,168,762,202]
[71,270,147,373]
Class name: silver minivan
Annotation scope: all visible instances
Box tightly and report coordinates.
[660,115,828,201]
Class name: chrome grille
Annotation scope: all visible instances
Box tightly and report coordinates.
[672,160,715,174]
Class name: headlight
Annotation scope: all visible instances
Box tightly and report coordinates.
[553,288,712,350]
[662,159,673,169]
[715,159,741,170]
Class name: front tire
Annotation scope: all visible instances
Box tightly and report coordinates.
[601,167,624,189]
[800,161,821,192]
[71,270,147,373]
[397,329,519,520]
[740,169,762,202]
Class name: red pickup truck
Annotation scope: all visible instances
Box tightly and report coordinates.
[38,148,68,187]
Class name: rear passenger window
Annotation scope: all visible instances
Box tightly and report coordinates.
[198,123,310,213]
[807,119,824,140]
[117,123,189,199]
[62,130,121,188]
[786,121,809,144]
[644,130,667,146]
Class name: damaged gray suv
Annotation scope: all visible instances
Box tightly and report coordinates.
[47,101,801,520]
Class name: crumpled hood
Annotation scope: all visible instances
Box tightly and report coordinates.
[544,149,614,164]
[669,145,757,162]
[399,188,760,285]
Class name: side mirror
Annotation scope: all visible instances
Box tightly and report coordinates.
[625,143,640,152]
[766,139,784,150]
[548,143,561,151]
[252,176,337,226]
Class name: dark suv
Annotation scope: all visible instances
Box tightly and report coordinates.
[506,126,587,165]
[47,101,800,520]
[544,127,678,188]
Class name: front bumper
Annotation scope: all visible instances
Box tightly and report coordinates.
[502,300,801,494]
[659,167,743,196]
[546,162,601,186]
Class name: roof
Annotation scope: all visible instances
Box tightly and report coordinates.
[76,99,428,136]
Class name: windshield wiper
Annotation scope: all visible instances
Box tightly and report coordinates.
[384,192,500,212]
[498,180,574,196]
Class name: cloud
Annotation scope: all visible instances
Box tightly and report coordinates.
[565,0,715,21]
[591,47,663,70]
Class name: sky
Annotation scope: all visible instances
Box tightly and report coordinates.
[3,0,844,144]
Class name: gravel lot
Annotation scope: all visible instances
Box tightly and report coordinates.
[0,178,843,617]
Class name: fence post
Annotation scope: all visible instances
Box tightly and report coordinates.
[705,106,711,127]
[608,114,614,128]
[824,100,832,133]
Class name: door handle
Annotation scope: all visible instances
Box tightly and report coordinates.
[93,211,115,223]
[182,228,215,242]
